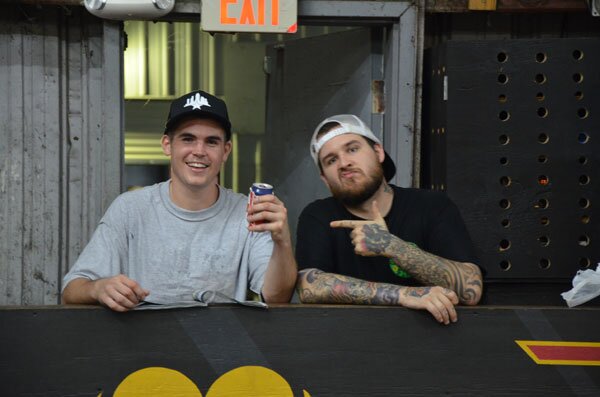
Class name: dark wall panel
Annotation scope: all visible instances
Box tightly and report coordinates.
[423,38,599,281]
[1,306,599,396]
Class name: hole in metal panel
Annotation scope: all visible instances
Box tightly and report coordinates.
[500,199,511,209]
[499,239,511,251]
[578,235,590,247]
[578,133,589,144]
[535,73,547,84]
[581,214,590,224]
[539,258,551,269]
[579,197,590,209]
[577,108,589,119]
[579,175,590,185]
[500,260,512,271]
[535,52,547,63]
[580,257,591,268]
[535,198,549,209]
[500,176,511,187]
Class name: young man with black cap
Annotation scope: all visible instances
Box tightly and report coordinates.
[295,114,482,325]
[62,90,297,311]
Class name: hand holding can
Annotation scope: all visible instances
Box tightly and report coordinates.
[246,183,292,244]
[247,183,274,226]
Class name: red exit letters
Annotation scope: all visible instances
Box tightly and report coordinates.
[220,0,280,26]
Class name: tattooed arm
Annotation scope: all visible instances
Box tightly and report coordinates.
[376,235,481,305]
[331,201,483,306]
[297,268,459,325]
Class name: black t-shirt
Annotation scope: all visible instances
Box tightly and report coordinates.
[295,185,478,286]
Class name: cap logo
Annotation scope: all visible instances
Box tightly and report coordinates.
[184,93,211,110]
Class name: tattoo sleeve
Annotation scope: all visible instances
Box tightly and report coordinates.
[296,268,401,305]
[386,237,483,305]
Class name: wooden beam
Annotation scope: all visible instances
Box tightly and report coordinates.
[427,0,589,12]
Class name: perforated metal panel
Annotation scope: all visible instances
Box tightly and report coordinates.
[423,39,599,280]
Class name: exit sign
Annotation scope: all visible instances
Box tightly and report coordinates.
[201,0,297,33]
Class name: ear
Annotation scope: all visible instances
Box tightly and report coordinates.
[161,134,172,157]
[373,143,385,164]
[222,140,233,162]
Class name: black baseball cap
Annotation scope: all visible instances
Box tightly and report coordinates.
[164,90,232,140]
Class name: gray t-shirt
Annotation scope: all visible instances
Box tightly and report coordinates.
[62,181,273,303]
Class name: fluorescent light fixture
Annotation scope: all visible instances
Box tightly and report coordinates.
[84,0,175,20]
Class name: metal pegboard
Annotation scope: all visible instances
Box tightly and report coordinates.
[423,38,599,280]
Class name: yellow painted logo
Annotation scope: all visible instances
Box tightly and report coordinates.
[101,366,311,396]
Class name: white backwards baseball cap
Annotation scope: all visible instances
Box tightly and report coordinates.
[310,114,396,181]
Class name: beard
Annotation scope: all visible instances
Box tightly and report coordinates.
[330,162,385,207]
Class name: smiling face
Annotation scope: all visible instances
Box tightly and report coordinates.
[318,133,385,206]
[161,117,232,196]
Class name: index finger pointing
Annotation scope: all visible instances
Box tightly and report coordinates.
[371,200,384,222]
[330,220,363,229]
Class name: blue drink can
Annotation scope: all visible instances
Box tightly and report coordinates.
[250,183,274,196]
[248,183,274,225]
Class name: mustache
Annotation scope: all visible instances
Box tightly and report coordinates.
[339,167,363,175]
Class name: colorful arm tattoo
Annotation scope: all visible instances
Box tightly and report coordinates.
[296,268,403,305]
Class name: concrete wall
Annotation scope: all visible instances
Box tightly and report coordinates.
[0,5,122,304]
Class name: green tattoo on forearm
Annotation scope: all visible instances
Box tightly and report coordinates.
[387,239,482,305]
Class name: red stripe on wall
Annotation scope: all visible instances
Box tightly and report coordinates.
[529,345,600,361]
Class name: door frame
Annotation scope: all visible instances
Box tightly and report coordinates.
[169,0,421,187]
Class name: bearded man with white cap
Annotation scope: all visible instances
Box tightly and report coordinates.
[295,115,482,325]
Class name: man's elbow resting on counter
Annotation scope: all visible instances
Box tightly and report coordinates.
[295,268,325,304]
[61,278,96,305]
[462,292,482,306]
[460,262,483,306]
[262,290,294,304]
[61,287,79,305]
[262,280,297,303]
